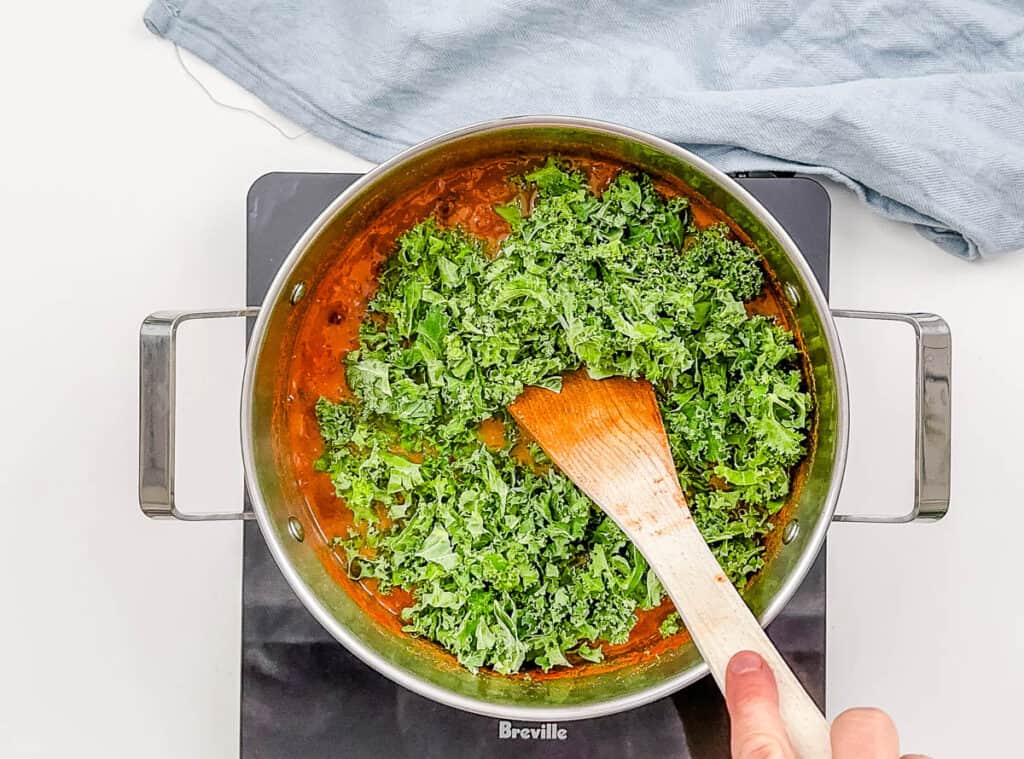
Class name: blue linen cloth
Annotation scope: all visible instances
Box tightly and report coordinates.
[144,1,1024,259]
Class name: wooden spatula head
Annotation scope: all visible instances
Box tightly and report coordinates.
[508,369,691,535]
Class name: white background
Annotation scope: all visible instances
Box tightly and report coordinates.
[1,4,1022,757]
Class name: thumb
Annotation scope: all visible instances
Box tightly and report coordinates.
[725,651,797,759]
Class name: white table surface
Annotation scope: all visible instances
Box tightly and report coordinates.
[2,6,1021,758]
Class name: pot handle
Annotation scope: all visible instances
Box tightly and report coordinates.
[830,310,951,524]
[139,308,260,521]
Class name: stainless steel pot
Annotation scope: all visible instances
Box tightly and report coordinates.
[139,116,952,720]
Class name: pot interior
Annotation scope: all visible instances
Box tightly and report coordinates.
[243,118,844,718]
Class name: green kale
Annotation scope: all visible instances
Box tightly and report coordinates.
[659,612,683,638]
[314,159,811,674]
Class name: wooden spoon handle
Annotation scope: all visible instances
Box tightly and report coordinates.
[637,500,832,759]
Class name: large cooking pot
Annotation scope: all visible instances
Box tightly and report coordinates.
[139,116,951,721]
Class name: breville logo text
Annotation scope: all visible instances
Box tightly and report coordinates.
[497,721,568,740]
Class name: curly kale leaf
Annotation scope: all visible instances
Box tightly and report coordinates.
[315,159,811,673]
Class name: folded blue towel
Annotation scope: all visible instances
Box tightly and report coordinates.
[144,1,1024,259]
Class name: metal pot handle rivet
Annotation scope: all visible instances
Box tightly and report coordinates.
[287,517,306,542]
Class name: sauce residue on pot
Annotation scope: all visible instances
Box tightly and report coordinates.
[279,153,812,676]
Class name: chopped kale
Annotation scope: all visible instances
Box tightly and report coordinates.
[659,612,683,638]
[314,159,811,674]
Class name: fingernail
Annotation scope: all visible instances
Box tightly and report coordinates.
[728,650,765,675]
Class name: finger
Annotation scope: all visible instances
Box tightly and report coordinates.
[900,755,932,759]
[725,650,796,759]
[831,708,900,759]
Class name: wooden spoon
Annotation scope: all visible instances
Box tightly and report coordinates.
[509,370,831,758]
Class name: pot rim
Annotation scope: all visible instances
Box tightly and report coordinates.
[239,115,850,721]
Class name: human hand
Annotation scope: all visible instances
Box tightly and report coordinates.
[725,650,930,758]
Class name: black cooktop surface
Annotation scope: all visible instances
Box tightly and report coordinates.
[242,172,831,759]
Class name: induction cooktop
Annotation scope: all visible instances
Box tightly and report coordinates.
[242,171,831,759]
